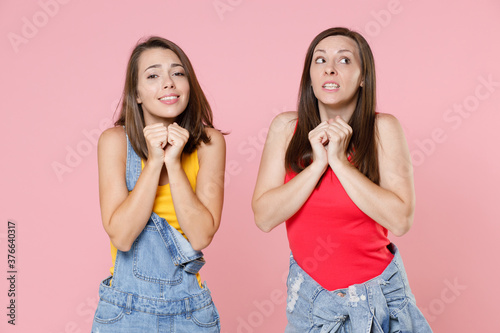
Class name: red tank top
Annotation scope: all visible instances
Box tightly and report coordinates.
[285,167,393,291]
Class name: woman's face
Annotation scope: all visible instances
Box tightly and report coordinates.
[310,35,363,113]
[136,48,190,125]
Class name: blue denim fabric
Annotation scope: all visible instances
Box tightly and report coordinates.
[92,135,220,332]
[285,244,432,333]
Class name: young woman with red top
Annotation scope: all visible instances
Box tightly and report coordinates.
[252,27,432,332]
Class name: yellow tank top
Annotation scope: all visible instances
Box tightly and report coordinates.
[110,150,202,287]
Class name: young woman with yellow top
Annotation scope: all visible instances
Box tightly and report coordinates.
[92,36,225,332]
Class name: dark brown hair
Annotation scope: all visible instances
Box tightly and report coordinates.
[115,36,215,160]
[285,27,380,184]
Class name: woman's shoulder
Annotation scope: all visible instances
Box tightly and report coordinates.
[204,127,225,142]
[272,111,298,126]
[269,111,298,138]
[99,125,126,143]
[375,113,407,146]
[98,126,127,158]
[375,112,405,134]
[200,127,225,149]
[197,127,226,159]
[375,112,399,124]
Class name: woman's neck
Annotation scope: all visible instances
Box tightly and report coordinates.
[318,104,355,123]
[143,113,175,127]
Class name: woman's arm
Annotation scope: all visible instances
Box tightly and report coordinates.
[167,127,226,251]
[98,126,165,252]
[252,112,329,232]
[327,113,415,236]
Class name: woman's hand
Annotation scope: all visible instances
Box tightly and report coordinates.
[308,121,330,172]
[164,122,189,166]
[143,122,189,167]
[143,123,168,167]
[325,116,352,169]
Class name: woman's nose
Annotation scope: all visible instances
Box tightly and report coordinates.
[163,77,175,89]
[325,65,336,75]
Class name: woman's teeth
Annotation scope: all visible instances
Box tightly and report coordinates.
[323,83,340,89]
[160,96,178,101]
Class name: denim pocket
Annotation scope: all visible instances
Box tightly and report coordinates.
[133,226,183,285]
[380,274,412,318]
[387,296,410,318]
[387,297,433,333]
[93,300,125,324]
[191,303,220,328]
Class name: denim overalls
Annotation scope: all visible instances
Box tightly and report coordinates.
[285,244,432,333]
[92,135,220,332]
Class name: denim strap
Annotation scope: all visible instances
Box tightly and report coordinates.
[124,132,205,274]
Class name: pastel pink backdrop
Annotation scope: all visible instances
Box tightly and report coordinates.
[1,0,498,332]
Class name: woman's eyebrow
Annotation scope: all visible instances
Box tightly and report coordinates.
[337,49,354,54]
[144,64,161,72]
[313,49,354,54]
[143,63,184,72]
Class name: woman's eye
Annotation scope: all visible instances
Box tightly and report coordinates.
[339,58,350,64]
[173,72,185,77]
[315,58,326,64]
[147,74,159,79]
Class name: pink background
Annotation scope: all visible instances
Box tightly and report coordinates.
[1,0,499,332]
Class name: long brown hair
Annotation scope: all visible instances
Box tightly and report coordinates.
[285,27,380,184]
[115,36,215,160]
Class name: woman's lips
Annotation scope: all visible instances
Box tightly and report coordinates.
[158,94,180,105]
[322,81,340,91]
